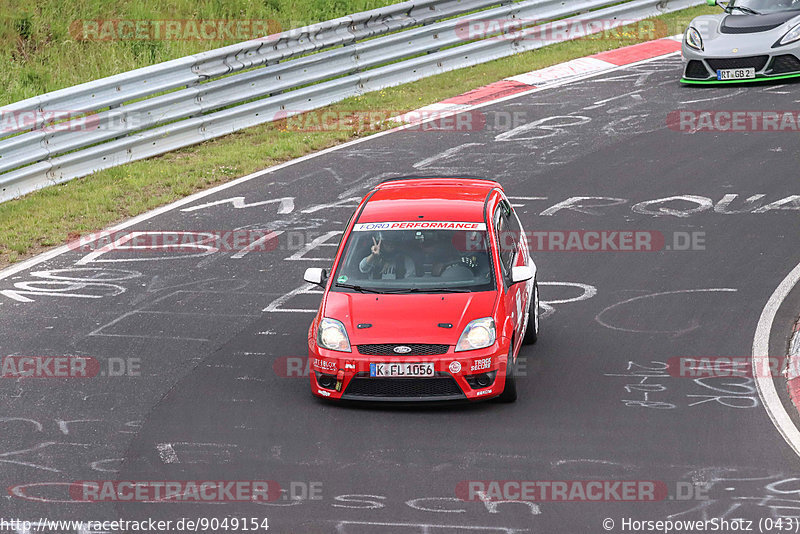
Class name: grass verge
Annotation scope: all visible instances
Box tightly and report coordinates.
[0,5,716,269]
[1,0,400,105]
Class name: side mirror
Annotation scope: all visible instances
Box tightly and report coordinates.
[706,0,718,6]
[510,265,533,284]
[303,267,328,286]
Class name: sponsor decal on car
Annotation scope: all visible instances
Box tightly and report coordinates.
[352,221,487,232]
[470,357,492,372]
[449,361,462,374]
[312,358,337,372]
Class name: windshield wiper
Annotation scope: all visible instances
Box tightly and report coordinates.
[378,287,473,294]
[335,283,384,294]
[729,5,761,15]
[336,284,474,294]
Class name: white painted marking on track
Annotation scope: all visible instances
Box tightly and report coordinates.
[595,289,738,334]
[495,115,591,142]
[679,88,747,105]
[231,230,284,259]
[413,143,483,169]
[263,283,323,313]
[0,287,107,303]
[0,442,63,473]
[334,521,529,533]
[285,230,342,261]
[301,197,361,214]
[406,497,465,513]
[180,196,295,214]
[75,231,218,264]
[538,281,596,319]
[0,418,43,432]
[753,261,800,457]
[583,90,644,111]
[476,490,541,516]
[87,311,212,341]
[156,443,179,464]
[506,196,548,209]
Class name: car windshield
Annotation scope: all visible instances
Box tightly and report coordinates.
[332,225,495,293]
[729,0,800,13]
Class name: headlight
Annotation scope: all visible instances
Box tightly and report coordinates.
[455,318,496,352]
[780,23,800,45]
[318,318,351,352]
[685,27,703,51]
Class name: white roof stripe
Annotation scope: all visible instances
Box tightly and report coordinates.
[353,221,487,232]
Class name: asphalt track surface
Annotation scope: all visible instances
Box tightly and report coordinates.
[1,54,800,533]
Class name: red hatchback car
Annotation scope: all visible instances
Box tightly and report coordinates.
[303,177,539,403]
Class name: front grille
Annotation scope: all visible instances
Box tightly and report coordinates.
[767,54,800,74]
[685,60,710,79]
[357,344,449,356]
[706,56,769,72]
[344,374,464,399]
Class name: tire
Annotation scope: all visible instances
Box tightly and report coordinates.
[497,346,517,403]
[522,280,539,345]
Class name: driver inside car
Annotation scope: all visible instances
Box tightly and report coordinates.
[358,232,416,279]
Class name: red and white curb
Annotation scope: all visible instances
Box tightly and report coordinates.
[786,320,800,410]
[394,35,683,122]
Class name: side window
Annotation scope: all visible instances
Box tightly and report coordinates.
[495,200,518,277]
[505,199,523,264]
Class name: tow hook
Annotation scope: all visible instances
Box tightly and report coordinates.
[335,370,345,392]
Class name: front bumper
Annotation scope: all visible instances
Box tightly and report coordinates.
[308,342,510,402]
[681,42,800,84]
[681,56,800,84]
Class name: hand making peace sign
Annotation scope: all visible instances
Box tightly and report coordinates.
[371,236,382,256]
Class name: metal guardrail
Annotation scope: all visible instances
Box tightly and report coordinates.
[0,0,699,202]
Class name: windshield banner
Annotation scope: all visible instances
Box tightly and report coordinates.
[353,222,487,232]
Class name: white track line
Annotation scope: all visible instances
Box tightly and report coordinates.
[753,261,800,457]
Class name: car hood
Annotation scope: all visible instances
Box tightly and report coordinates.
[323,290,498,345]
[721,11,800,33]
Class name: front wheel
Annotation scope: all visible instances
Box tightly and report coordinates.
[496,346,517,403]
[522,281,539,345]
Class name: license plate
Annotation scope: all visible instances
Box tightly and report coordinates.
[370,362,435,377]
[717,68,755,81]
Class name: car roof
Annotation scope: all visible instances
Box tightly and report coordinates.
[357,177,501,224]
